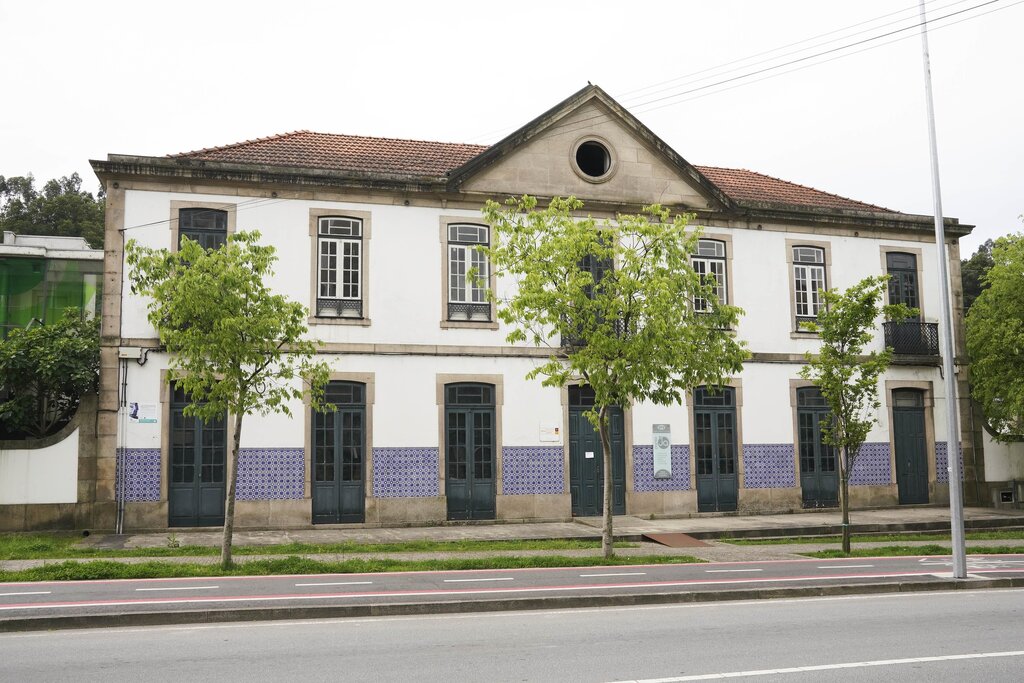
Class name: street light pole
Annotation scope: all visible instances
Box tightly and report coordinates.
[918,0,967,579]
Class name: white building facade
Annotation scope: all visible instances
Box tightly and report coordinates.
[89,86,979,531]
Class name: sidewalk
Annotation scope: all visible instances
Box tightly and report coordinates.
[0,505,1012,571]
[78,505,1024,550]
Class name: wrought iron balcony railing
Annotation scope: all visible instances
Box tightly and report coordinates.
[883,321,939,356]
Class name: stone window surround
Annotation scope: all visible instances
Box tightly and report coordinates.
[884,379,936,490]
[168,200,237,253]
[436,373,504,497]
[879,245,926,316]
[308,208,372,327]
[303,371,376,501]
[685,378,745,492]
[786,238,833,339]
[439,216,498,330]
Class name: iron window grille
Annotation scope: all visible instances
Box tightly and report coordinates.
[317,217,363,319]
[882,320,940,355]
[447,224,490,321]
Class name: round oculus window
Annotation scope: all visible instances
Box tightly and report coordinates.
[573,139,614,182]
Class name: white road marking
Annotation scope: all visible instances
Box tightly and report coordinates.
[704,568,762,573]
[0,591,51,597]
[0,571,991,612]
[579,572,647,577]
[442,577,514,583]
[816,564,874,569]
[134,586,219,592]
[294,581,374,587]
[616,649,1024,682]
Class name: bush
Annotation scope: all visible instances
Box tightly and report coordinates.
[0,309,99,438]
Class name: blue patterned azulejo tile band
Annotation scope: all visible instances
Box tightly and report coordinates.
[117,448,161,502]
[502,447,564,495]
[633,445,691,491]
[373,447,440,497]
[742,444,796,489]
[850,442,891,486]
[236,448,304,500]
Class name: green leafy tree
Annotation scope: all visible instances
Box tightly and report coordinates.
[799,276,915,554]
[0,309,100,438]
[966,231,1024,441]
[0,173,105,248]
[483,196,747,557]
[961,239,995,314]
[126,232,330,567]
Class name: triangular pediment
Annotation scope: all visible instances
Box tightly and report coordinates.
[451,85,733,211]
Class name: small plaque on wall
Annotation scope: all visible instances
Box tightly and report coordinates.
[653,423,671,479]
[539,422,562,443]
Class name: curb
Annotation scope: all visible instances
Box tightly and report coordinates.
[3,577,1022,634]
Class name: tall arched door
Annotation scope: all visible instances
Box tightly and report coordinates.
[445,383,496,520]
[893,389,929,504]
[168,386,226,527]
[694,386,738,512]
[568,385,626,517]
[797,387,838,508]
[312,381,366,524]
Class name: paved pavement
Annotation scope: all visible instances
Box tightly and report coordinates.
[78,505,1024,548]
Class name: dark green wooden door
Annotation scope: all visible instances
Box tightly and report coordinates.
[694,387,738,512]
[168,387,226,527]
[797,387,838,508]
[893,389,929,504]
[312,382,366,523]
[445,384,496,520]
[568,385,625,517]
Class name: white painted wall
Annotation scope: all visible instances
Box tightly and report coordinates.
[120,190,945,355]
[117,189,952,453]
[982,430,1024,482]
[0,429,79,504]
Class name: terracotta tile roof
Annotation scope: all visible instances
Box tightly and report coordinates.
[695,165,893,213]
[170,130,488,178]
[170,132,894,213]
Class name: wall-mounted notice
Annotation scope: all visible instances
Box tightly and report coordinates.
[129,402,158,424]
[653,423,671,479]
[539,422,562,443]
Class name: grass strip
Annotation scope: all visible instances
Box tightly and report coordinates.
[722,529,1024,546]
[0,554,702,582]
[805,544,1024,558]
[0,534,638,561]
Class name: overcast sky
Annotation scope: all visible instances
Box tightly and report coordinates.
[2,0,1020,255]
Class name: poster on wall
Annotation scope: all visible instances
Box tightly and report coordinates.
[653,423,672,479]
[128,402,158,424]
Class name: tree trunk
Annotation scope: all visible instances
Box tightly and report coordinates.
[840,445,851,554]
[597,405,614,559]
[220,412,243,569]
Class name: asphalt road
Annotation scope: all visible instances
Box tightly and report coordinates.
[1,588,1022,682]
[1,554,1023,621]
